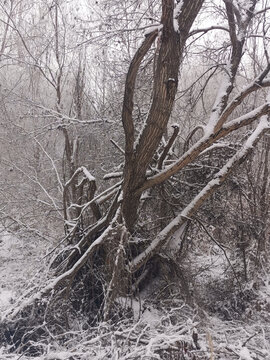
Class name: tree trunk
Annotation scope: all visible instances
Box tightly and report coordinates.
[121,0,205,231]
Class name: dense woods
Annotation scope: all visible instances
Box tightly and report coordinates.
[0,0,269,359]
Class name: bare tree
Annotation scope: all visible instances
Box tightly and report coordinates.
[1,0,270,353]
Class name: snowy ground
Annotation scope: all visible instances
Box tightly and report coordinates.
[0,228,47,359]
[0,229,270,359]
[0,230,41,313]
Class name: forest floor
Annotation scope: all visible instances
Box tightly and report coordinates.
[0,229,270,359]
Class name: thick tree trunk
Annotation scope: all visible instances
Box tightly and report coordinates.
[121,0,205,231]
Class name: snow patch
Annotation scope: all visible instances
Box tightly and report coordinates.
[173,1,184,33]
[44,352,74,360]
[81,166,95,182]
[239,346,253,360]
[0,289,14,310]
[144,24,163,36]
[205,74,231,135]
[141,306,161,329]
[0,230,24,259]
[167,223,187,250]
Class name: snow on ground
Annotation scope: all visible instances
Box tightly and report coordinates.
[0,228,47,359]
[0,230,24,312]
[0,229,44,312]
[0,228,270,359]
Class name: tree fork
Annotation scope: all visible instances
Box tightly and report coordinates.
[121,0,205,231]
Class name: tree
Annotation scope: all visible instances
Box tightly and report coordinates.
[1,0,270,353]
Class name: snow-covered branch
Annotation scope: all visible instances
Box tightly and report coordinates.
[129,116,269,272]
[137,101,270,194]
[4,208,122,321]
[189,25,229,37]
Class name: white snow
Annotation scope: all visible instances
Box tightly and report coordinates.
[0,231,28,314]
[44,352,74,360]
[173,1,184,33]
[210,116,269,184]
[144,24,163,36]
[0,228,46,323]
[224,103,270,131]
[222,76,269,118]
[239,346,253,360]
[204,74,231,135]
[236,0,254,21]
[244,115,269,148]
[0,289,13,309]
[267,90,270,103]
[167,222,187,250]
[200,141,231,155]
[103,171,123,179]
[132,115,269,270]
[1,215,270,360]
[81,166,95,182]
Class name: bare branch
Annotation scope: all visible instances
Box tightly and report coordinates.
[110,139,125,155]
[158,124,179,170]
[183,125,204,153]
[189,26,229,37]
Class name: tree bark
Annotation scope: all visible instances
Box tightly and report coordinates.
[122,0,205,231]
